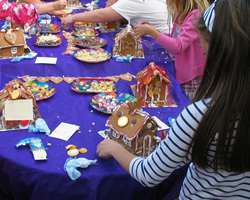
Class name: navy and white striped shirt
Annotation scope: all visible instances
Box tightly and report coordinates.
[129,99,250,199]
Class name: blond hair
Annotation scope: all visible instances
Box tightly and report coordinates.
[167,0,210,26]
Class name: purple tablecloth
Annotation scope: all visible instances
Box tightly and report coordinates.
[0,2,190,200]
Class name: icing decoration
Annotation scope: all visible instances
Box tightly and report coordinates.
[4,32,17,45]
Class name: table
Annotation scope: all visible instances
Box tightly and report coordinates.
[0,2,190,199]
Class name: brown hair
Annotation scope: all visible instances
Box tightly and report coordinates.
[189,0,250,172]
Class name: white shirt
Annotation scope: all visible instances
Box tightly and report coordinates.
[130,99,250,199]
[111,0,171,34]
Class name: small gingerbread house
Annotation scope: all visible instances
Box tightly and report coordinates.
[99,21,120,33]
[0,30,25,58]
[132,62,176,107]
[106,98,159,157]
[67,0,80,9]
[0,79,41,131]
[113,24,144,58]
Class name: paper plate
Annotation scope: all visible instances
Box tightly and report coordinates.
[90,92,136,114]
[73,36,107,48]
[24,81,56,101]
[36,23,61,33]
[71,78,116,93]
[72,26,99,37]
[73,48,111,63]
[34,35,62,47]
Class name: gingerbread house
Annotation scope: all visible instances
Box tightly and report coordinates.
[67,0,80,9]
[132,62,176,107]
[113,24,144,58]
[99,21,120,33]
[0,79,41,131]
[0,30,25,58]
[106,98,159,157]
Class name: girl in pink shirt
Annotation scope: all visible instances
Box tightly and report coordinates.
[134,0,210,100]
[0,0,67,26]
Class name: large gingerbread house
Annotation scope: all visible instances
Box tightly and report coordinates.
[0,30,25,58]
[106,98,159,157]
[132,62,176,107]
[113,24,144,58]
[0,79,41,131]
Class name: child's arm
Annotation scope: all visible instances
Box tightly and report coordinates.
[61,7,124,25]
[38,0,67,14]
[134,22,161,40]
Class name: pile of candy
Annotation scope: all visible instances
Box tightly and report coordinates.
[71,79,116,93]
[24,81,55,100]
[36,34,61,46]
[74,49,111,63]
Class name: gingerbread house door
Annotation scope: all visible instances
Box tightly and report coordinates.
[120,36,135,56]
[142,135,152,157]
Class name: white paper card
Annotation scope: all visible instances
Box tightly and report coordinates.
[49,122,80,141]
[5,99,33,121]
[35,57,57,64]
[152,116,170,130]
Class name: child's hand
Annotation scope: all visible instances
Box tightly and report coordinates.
[61,15,74,25]
[134,21,152,39]
[53,0,67,11]
[96,139,119,160]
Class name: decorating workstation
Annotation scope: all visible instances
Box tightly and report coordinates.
[0,1,190,199]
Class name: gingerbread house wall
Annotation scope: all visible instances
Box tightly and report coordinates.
[118,34,137,56]
[1,46,24,58]
[110,118,158,157]
[143,75,168,106]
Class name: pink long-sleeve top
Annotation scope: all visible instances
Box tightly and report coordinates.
[157,9,206,84]
[0,0,39,26]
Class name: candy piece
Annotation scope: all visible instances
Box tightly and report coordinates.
[11,90,20,99]
[67,148,79,157]
[79,148,87,154]
[66,144,77,150]
[118,116,129,127]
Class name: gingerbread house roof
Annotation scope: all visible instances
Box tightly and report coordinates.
[136,62,172,88]
[0,30,25,49]
[114,24,137,42]
[106,101,158,139]
[0,79,40,118]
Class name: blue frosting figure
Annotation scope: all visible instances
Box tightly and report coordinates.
[64,157,97,181]
[28,118,51,135]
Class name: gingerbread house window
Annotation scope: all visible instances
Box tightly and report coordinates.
[11,47,17,54]
[112,130,120,139]
[122,136,132,147]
